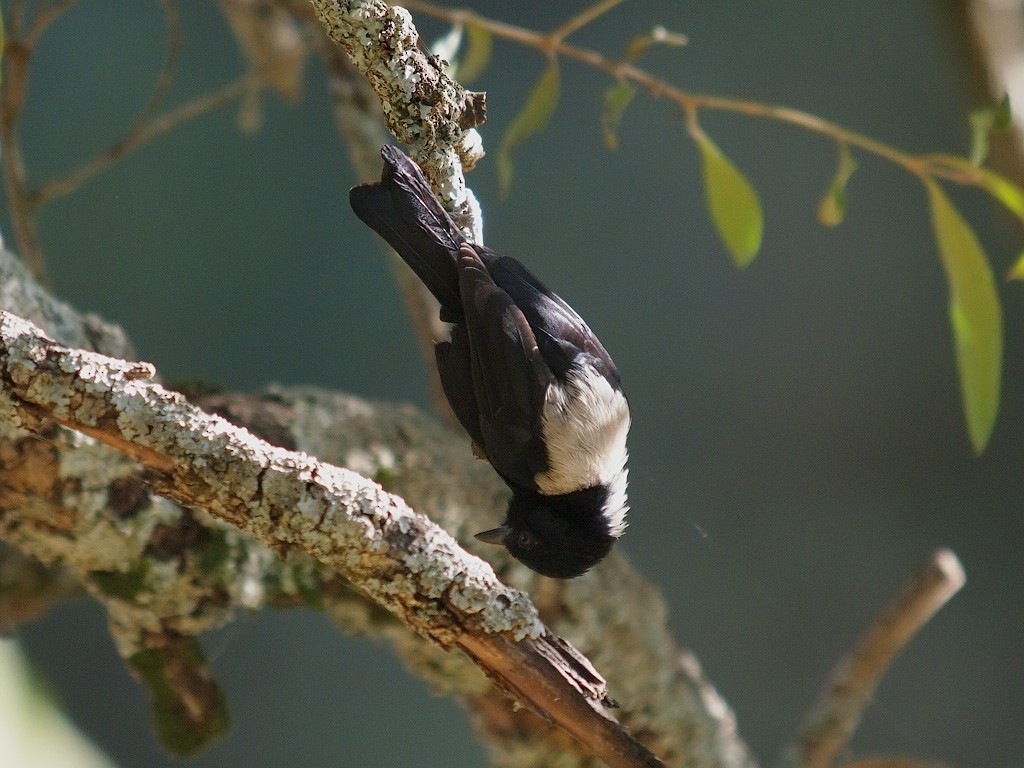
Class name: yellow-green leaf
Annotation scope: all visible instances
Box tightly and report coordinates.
[624,34,653,62]
[458,24,492,84]
[976,167,1024,221]
[927,153,1024,223]
[818,144,858,227]
[600,80,636,150]
[1007,250,1024,282]
[497,64,560,197]
[625,25,688,61]
[926,180,1003,453]
[968,94,1012,166]
[694,131,763,267]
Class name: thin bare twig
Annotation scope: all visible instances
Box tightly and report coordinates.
[779,549,966,768]
[31,74,257,207]
[0,9,48,284]
[0,0,180,282]
[549,0,627,46]
[28,1,189,207]
[24,0,84,47]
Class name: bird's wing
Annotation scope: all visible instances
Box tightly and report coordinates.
[435,327,485,449]
[479,248,622,387]
[456,245,553,489]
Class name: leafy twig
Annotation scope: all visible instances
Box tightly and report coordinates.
[400,0,991,186]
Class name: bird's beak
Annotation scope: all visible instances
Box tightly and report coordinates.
[474,525,511,546]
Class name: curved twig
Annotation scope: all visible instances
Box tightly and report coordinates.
[29,0,187,207]
[30,74,256,207]
[24,0,84,47]
[779,550,966,768]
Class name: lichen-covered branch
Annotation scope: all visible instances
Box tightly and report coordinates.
[0,308,683,768]
[0,231,754,766]
[321,37,459,427]
[307,0,486,220]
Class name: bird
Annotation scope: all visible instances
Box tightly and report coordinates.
[349,146,629,578]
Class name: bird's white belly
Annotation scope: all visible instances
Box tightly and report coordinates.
[535,363,630,503]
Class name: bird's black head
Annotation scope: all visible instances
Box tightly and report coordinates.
[475,487,616,578]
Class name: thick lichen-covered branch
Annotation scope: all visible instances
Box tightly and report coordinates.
[0,309,686,768]
[0,240,752,767]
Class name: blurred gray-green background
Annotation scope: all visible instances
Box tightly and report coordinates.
[6,2,1023,767]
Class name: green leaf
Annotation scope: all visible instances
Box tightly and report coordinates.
[970,114,992,167]
[1007,250,1024,282]
[693,130,764,267]
[969,94,1012,166]
[976,167,1024,221]
[926,153,1024,223]
[497,64,560,197]
[600,80,636,150]
[926,180,1003,453]
[625,25,688,61]
[818,143,858,227]
[993,93,1013,130]
[458,23,492,84]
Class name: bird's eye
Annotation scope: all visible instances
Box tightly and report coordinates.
[516,530,539,550]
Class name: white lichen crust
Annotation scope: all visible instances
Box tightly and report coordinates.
[309,0,485,212]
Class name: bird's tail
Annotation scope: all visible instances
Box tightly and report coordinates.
[349,146,466,316]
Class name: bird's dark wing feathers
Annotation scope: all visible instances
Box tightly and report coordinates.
[477,247,621,386]
[349,146,466,318]
[435,327,486,449]
[456,246,553,488]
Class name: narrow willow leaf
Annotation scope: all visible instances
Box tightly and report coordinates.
[1007,250,1024,282]
[969,94,1012,166]
[497,64,560,197]
[458,24,492,84]
[625,34,653,61]
[693,131,764,267]
[818,144,858,227]
[993,92,1013,130]
[926,180,1003,453]
[600,81,636,150]
[969,111,992,167]
[976,167,1024,221]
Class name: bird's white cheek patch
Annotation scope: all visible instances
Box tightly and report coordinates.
[534,365,630,509]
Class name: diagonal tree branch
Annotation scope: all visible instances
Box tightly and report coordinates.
[0,307,673,768]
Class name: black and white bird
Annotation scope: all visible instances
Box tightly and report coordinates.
[349,146,629,578]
